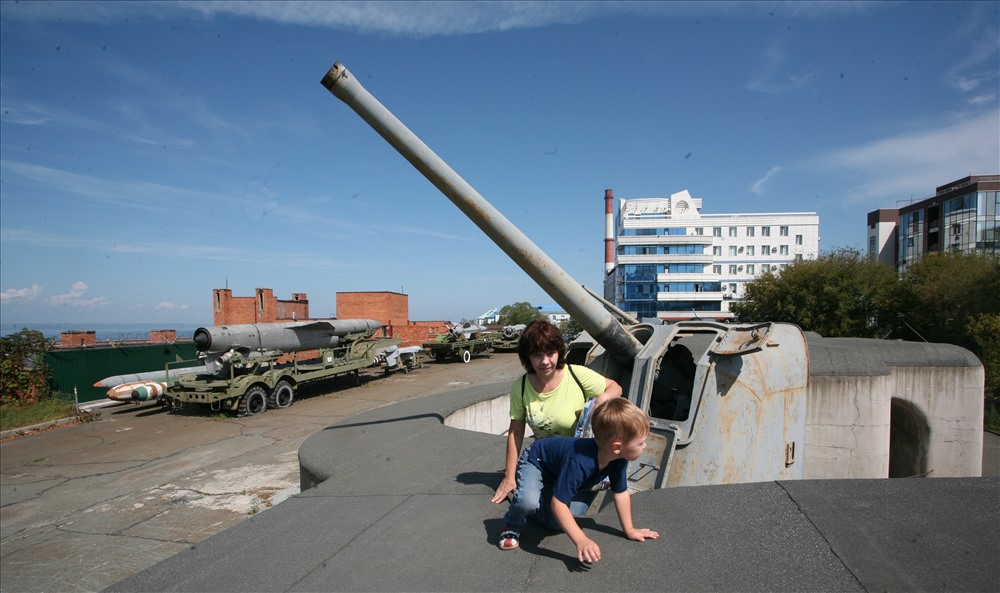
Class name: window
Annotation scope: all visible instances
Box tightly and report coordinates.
[729,283,737,293]
[795,234,803,245]
[713,227,722,237]
[762,245,771,255]
[747,227,755,237]
[713,246,722,256]
[695,227,704,235]
[713,265,722,274]
[762,264,771,272]
[779,245,788,255]
[746,246,755,256]
[761,226,771,237]
[729,227,738,237]
[794,254,803,262]
[746,264,755,274]
[729,265,738,274]
[729,246,737,256]
[780,226,789,236]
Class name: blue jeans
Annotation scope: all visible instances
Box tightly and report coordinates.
[502,449,592,532]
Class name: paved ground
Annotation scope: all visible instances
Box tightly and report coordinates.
[108,381,999,593]
[3,354,998,593]
[0,354,525,593]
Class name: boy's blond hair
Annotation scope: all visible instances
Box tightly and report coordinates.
[590,398,649,445]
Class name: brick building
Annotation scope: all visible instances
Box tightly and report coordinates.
[336,291,448,347]
[212,288,309,325]
[211,288,447,348]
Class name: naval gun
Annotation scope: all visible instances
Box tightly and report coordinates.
[321,62,808,489]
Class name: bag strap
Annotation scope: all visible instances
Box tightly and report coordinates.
[566,364,586,396]
[523,366,585,401]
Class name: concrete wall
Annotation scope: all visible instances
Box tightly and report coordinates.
[892,365,985,477]
[805,375,892,479]
[446,333,986,484]
[805,335,984,480]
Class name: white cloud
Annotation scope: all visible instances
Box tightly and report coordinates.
[812,110,1000,205]
[154,302,190,311]
[751,166,782,195]
[0,284,44,303]
[47,282,111,307]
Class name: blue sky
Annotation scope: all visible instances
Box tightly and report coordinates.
[1,1,997,326]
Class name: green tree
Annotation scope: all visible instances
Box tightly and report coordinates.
[559,317,583,339]
[967,313,1000,398]
[897,251,1000,350]
[0,329,53,405]
[498,302,543,326]
[731,247,902,338]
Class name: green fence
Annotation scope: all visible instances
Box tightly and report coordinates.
[46,342,199,404]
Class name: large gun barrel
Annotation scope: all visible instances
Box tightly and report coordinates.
[320,62,641,363]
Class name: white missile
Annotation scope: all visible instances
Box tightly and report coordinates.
[94,366,209,389]
[106,380,167,402]
[192,319,384,354]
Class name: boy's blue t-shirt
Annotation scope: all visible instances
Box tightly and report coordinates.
[525,436,628,504]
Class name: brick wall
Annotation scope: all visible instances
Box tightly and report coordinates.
[149,330,177,343]
[60,331,97,347]
[336,292,409,327]
[213,288,309,325]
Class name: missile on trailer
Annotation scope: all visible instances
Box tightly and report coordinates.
[95,366,209,389]
[106,380,168,402]
[192,319,384,355]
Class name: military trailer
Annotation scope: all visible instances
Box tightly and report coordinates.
[163,320,399,416]
[422,333,494,363]
[490,324,525,352]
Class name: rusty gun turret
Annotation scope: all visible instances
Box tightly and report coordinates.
[320,62,808,489]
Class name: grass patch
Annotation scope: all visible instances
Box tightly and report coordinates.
[0,396,79,432]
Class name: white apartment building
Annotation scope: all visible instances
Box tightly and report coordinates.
[604,189,820,321]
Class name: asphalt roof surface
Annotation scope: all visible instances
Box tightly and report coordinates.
[105,381,1000,593]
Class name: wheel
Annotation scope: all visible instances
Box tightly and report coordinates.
[402,364,409,374]
[267,380,294,409]
[238,386,268,416]
[462,350,472,363]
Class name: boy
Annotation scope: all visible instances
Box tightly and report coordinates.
[497,397,659,563]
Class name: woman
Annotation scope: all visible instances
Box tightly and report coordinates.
[490,318,622,504]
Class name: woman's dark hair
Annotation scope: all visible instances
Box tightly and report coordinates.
[517,319,566,373]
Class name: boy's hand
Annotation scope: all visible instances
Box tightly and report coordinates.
[624,527,660,542]
[576,537,602,564]
[491,477,516,503]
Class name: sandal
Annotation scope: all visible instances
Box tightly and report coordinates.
[498,528,520,551]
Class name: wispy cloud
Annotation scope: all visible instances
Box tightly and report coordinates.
[0,227,369,270]
[0,284,44,303]
[751,166,782,195]
[47,281,111,307]
[1,1,879,37]
[745,43,817,94]
[943,3,1000,98]
[0,159,364,231]
[811,110,1000,204]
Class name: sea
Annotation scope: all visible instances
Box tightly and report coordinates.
[0,322,203,342]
